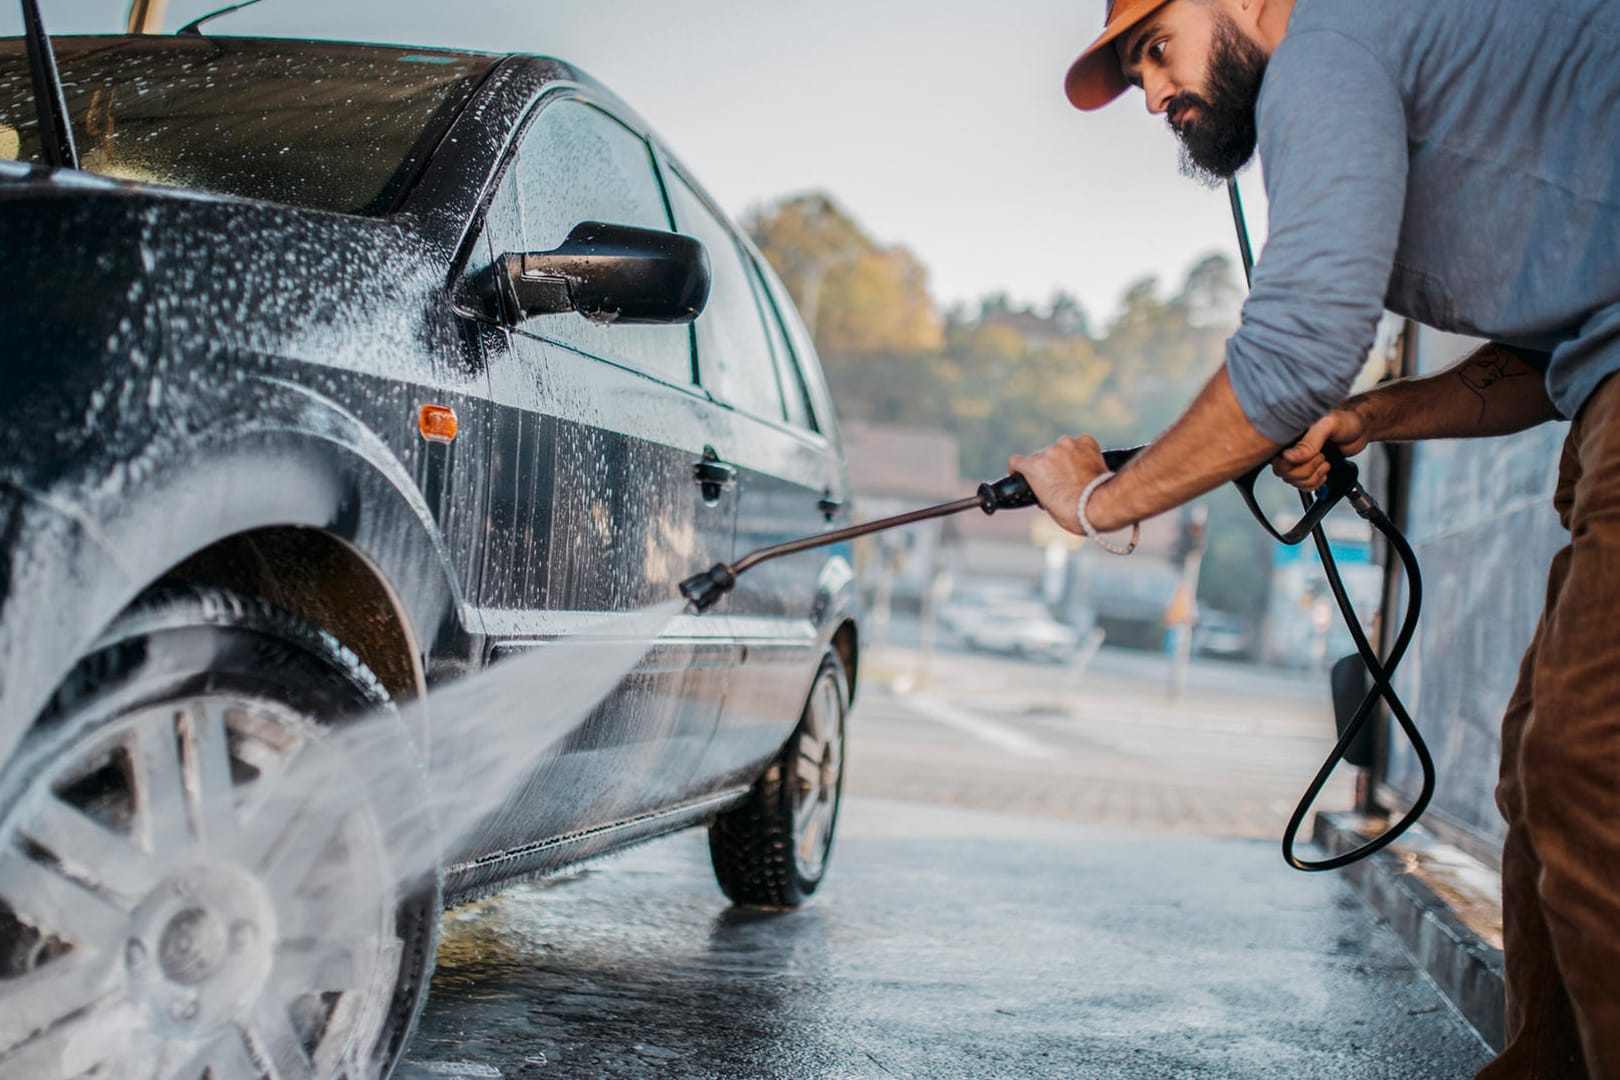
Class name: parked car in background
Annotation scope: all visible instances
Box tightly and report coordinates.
[1193,609,1256,661]
[940,594,1083,662]
[0,32,858,1080]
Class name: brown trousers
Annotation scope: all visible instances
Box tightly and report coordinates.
[1479,374,1620,1080]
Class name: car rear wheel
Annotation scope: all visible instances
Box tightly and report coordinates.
[0,587,440,1080]
[707,653,848,909]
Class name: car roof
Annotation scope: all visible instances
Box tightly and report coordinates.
[3,32,508,64]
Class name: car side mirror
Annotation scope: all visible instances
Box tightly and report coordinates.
[486,221,710,327]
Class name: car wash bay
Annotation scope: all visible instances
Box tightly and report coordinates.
[399,644,1492,1080]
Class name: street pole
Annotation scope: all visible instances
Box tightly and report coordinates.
[915,567,952,690]
[1168,506,1208,701]
[126,0,167,33]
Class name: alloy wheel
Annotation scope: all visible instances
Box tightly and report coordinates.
[790,670,844,884]
[0,694,400,1079]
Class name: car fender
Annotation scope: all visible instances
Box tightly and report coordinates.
[812,552,860,683]
[0,381,476,767]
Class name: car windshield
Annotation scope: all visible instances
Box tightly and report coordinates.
[0,36,496,215]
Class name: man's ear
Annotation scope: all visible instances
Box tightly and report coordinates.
[1227,0,1283,46]
[1228,0,1260,21]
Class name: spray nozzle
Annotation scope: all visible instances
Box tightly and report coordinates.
[680,562,736,613]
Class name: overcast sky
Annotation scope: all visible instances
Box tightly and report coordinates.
[11,0,1270,325]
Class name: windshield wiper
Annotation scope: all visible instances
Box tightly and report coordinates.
[20,0,77,169]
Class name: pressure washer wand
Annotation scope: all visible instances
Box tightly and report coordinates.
[680,449,1142,612]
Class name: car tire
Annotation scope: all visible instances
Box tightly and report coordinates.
[0,586,440,1080]
[707,653,848,909]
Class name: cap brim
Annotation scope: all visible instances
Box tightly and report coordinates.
[1064,1,1170,111]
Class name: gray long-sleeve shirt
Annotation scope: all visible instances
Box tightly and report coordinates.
[1226,0,1620,443]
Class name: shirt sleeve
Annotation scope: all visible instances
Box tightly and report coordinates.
[1226,29,1409,444]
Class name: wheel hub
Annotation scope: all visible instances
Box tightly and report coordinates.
[158,908,224,985]
[126,863,276,1036]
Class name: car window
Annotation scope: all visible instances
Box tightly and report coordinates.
[489,98,693,386]
[665,169,786,421]
[754,257,824,434]
[746,255,815,430]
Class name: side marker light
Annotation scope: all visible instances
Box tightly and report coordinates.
[419,404,459,443]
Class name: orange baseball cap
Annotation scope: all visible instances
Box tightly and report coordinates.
[1065,0,1175,110]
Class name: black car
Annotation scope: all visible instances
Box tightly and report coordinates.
[0,32,858,1080]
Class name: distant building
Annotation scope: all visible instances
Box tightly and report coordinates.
[841,421,963,607]
[1065,514,1184,649]
[977,297,1089,347]
[951,507,1046,593]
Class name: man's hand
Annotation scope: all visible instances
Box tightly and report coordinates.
[1271,407,1370,491]
[1008,435,1111,536]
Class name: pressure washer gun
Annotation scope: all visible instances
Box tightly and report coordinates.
[680,447,1144,614]
[679,437,1429,876]
[678,443,1365,613]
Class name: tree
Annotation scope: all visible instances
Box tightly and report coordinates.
[816,246,944,357]
[1178,253,1244,328]
[751,195,1278,622]
[1047,290,1091,338]
[745,193,865,336]
[747,193,942,357]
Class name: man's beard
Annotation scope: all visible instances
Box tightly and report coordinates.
[1171,15,1268,186]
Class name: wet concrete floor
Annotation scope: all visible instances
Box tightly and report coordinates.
[401,797,1492,1079]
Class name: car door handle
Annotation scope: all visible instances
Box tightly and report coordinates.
[694,448,737,502]
[693,459,737,488]
[818,491,845,519]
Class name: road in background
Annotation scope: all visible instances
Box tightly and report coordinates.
[849,615,1353,840]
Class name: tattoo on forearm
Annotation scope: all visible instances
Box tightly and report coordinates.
[1457,351,1528,422]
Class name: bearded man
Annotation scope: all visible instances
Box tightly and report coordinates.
[1008,1,1620,1076]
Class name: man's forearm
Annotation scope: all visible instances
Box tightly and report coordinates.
[1351,343,1560,443]
[1087,366,1279,532]
[1025,344,1558,537]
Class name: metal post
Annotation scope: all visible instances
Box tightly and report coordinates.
[126,0,167,33]
[1167,505,1208,700]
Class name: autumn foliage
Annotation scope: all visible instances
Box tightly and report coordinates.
[746,191,1288,621]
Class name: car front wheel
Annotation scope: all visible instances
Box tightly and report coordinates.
[0,587,440,1080]
[707,653,848,908]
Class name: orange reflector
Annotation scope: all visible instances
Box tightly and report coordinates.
[419,404,459,444]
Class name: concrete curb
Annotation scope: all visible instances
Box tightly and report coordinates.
[1314,812,1506,1052]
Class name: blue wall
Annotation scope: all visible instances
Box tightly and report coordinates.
[1383,327,1568,858]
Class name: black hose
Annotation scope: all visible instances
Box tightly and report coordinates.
[1280,494,1434,870]
[1224,177,1436,871]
